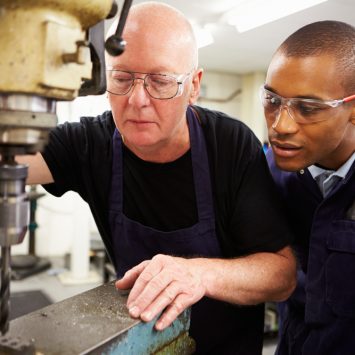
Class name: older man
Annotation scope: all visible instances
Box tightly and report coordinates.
[22,2,296,353]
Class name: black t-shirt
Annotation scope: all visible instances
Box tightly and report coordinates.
[41,106,293,354]
[122,146,198,231]
[42,105,292,261]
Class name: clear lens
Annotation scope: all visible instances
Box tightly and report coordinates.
[292,100,332,119]
[106,70,181,99]
[260,88,282,116]
[107,70,134,95]
[260,87,337,124]
[145,74,179,99]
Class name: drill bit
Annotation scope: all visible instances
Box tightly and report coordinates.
[0,245,11,335]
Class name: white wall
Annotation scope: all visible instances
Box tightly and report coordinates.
[198,70,242,119]
[198,69,267,142]
[56,94,110,124]
[240,71,268,143]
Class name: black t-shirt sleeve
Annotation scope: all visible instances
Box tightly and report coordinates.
[41,112,114,201]
[197,106,293,256]
[41,121,87,197]
[228,148,293,254]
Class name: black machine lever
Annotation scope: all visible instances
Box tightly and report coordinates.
[105,0,133,56]
[79,0,133,96]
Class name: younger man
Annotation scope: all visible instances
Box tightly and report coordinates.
[263,21,355,354]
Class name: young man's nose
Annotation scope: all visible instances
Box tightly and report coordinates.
[272,105,299,134]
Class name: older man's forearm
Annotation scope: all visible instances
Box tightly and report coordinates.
[194,246,297,305]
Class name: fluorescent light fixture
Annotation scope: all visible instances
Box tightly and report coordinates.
[192,24,214,48]
[224,0,328,33]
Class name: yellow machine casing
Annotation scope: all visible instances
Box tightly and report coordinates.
[0,0,112,100]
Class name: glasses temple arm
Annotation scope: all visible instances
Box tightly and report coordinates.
[343,94,355,103]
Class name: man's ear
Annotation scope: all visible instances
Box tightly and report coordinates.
[189,68,203,105]
[351,106,355,125]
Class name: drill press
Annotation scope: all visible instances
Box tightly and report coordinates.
[0,0,116,337]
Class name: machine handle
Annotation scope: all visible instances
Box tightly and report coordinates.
[79,0,133,96]
[105,0,133,56]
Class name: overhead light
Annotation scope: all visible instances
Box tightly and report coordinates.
[224,0,328,33]
[192,24,214,48]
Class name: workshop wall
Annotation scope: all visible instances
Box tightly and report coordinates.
[240,71,267,142]
[198,70,242,118]
[198,70,267,143]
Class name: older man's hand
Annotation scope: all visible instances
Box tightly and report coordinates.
[115,254,207,330]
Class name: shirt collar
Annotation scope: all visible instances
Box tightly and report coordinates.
[308,151,355,180]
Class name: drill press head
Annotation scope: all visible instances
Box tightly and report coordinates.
[0,0,115,152]
[0,0,115,246]
[0,0,116,338]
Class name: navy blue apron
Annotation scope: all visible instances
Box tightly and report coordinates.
[109,107,246,354]
[273,161,355,355]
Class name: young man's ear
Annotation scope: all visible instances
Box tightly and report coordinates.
[350,106,355,125]
[189,69,203,105]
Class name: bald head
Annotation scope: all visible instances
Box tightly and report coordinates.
[275,20,355,94]
[106,1,198,72]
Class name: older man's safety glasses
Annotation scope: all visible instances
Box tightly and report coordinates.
[260,86,355,125]
[106,69,192,100]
